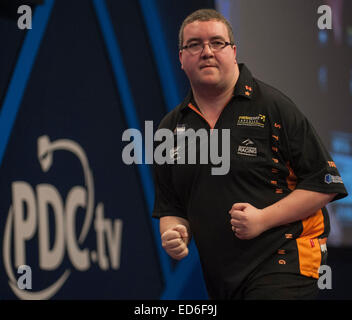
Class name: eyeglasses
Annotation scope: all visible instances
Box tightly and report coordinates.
[181,40,233,55]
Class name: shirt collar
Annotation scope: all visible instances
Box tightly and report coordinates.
[233,63,255,99]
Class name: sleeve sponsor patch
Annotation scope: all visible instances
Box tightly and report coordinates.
[324,173,343,184]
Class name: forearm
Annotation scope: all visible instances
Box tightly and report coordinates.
[261,189,336,231]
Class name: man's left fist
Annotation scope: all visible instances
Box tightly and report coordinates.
[229,203,266,240]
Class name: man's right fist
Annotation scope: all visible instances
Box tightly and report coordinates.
[161,224,189,260]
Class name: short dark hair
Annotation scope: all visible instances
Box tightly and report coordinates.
[178,9,235,50]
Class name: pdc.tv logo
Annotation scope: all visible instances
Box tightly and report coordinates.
[2,135,123,299]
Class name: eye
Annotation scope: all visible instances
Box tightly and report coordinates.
[210,40,225,49]
[188,42,201,49]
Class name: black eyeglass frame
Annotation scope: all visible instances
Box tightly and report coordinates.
[181,41,234,53]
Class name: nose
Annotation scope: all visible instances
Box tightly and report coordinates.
[200,43,214,58]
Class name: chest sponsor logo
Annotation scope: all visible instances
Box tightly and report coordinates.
[237,114,266,128]
[324,173,343,184]
[237,138,257,157]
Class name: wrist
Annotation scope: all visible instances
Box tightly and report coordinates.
[260,207,273,232]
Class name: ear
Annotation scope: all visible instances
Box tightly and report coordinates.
[232,45,237,64]
[179,50,184,70]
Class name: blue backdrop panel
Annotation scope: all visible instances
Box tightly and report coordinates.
[0,0,213,299]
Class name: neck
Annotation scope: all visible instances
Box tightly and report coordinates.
[193,84,234,112]
[192,65,240,114]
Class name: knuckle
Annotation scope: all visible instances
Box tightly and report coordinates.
[161,230,171,240]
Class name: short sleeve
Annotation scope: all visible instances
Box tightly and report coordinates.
[280,100,348,202]
[152,162,188,220]
[152,111,188,220]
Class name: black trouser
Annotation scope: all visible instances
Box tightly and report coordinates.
[243,273,319,300]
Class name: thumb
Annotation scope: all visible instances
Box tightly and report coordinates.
[173,224,188,239]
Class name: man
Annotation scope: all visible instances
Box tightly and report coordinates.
[152,9,348,299]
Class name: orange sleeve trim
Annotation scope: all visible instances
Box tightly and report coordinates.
[327,161,336,168]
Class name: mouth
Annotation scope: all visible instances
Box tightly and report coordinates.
[199,64,218,70]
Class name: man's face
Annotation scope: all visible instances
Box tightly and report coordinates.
[179,20,237,90]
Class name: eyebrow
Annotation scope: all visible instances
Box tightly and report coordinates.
[185,35,227,44]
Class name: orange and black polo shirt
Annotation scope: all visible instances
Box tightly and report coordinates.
[152,63,348,299]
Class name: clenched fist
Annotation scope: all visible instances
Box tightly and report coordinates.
[229,203,266,240]
[161,224,189,260]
